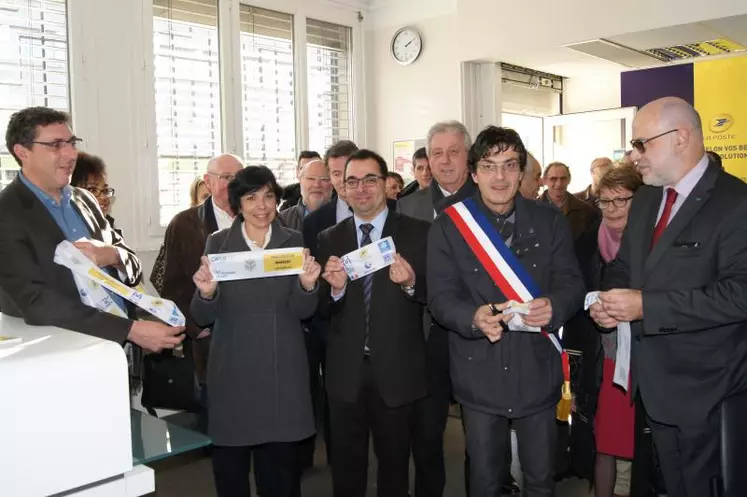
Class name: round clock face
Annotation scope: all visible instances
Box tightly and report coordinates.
[391,27,422,65]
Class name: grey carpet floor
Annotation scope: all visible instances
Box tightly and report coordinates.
[149,416,590,497]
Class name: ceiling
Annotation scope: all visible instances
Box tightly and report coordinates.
[513,14,747,77]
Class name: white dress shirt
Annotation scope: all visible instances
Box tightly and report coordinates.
[241,223,272,251]
[655,154,709,226]
[212,198,234,231]
[331,207,389,301]
[336,197,353,223]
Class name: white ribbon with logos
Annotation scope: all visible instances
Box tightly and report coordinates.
[585,291,631,391]
[54,240,185,327]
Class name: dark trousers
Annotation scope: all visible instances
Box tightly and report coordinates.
[300,322,331,467]
[462,413,514,496]
[463,405,556,497]
[645,402,721,497]
[212,442,301,497]
[412,373,451,497]
[329,357,414,497]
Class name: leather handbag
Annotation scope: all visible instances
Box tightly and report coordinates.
[141,345,199,412]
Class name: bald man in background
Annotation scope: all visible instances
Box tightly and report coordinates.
[159,154,244,427]
[575,157,613,205]
[590,97,747,497]
[519,152,542,199]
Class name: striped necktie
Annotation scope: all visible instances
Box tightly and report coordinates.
[360,223,374,354]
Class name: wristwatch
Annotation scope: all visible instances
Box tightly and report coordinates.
[401,284,415,296]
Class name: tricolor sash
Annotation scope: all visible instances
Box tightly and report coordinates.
[444,197,572,420]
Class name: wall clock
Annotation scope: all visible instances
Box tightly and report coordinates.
[390,27,422,66]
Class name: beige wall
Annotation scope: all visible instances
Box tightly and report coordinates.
[562,71,622,114]
[365,15,462,165]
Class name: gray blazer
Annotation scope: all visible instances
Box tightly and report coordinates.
[397,186,434,222]
[191,218,318,446]
[278,202,305,232]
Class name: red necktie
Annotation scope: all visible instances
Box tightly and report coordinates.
[650,188,678,249]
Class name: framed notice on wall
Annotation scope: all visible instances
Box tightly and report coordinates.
[392,139,426,181]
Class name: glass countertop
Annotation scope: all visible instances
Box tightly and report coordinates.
[130,409,212,465]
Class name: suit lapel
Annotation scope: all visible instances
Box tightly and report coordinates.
[12,178,66,244]
[643,163,718,275]
[71,190,103,241]
[418,188,434,221]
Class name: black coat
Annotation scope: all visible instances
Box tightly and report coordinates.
[317,210,429,408]
[427,193,585,417]
[0,177,141,343]
[604,161,747,428]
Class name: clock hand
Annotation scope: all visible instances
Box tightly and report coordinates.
[405,40,413,47]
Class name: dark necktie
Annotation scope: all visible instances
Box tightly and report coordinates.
[360,223,374,354]
[651,188,678,249]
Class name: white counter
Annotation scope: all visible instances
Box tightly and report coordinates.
[0,314,153,497]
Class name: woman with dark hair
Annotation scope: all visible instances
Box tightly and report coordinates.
[191,165,322,497]
[71,151,118,232]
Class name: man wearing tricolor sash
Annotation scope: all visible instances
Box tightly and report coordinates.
[427,126,585,497]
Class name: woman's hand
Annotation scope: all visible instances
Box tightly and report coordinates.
[298,249,321,291]
[193,255,218,299]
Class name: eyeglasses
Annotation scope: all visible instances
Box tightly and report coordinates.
[344,175,384,189]
[31,137,83,150]
[477,159,521,175]
[596,196,633,209]
[629,129,677,154]
[207,172,236,182]
[85,187,116,198]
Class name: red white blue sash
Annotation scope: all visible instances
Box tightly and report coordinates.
[444,197,563,354]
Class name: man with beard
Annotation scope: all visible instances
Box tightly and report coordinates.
[280,158,333,231]
[590,97,747,497]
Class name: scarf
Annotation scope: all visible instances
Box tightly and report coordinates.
[598,221,623,263]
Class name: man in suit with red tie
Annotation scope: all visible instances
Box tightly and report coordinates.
[590,97,747,497]
[318,149,430,497]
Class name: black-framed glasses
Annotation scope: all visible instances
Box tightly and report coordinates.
[596,196,633,209]
[629,129,677,154]
[31,136,83,150]
[85,187,116,198]
[207,172,236,182]
[477,159,521,175]
[344,175,384,189]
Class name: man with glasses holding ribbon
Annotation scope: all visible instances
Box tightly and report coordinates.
[590,97,747,497]
[318,149,429,497]
[0,106,184,353]
[427,126,584,497]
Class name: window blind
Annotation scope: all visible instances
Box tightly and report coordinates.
[153,0,221,226]
[0,0,69,191]
[306,18,352,154]
[240,5,296,185]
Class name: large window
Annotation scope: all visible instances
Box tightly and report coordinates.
[0,0,69,190]
[153,0,221,225]
[306,18,352,154]
[240,5,296,185]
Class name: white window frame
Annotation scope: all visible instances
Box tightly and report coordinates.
[139,0,361,238]
[0,0,71,191]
